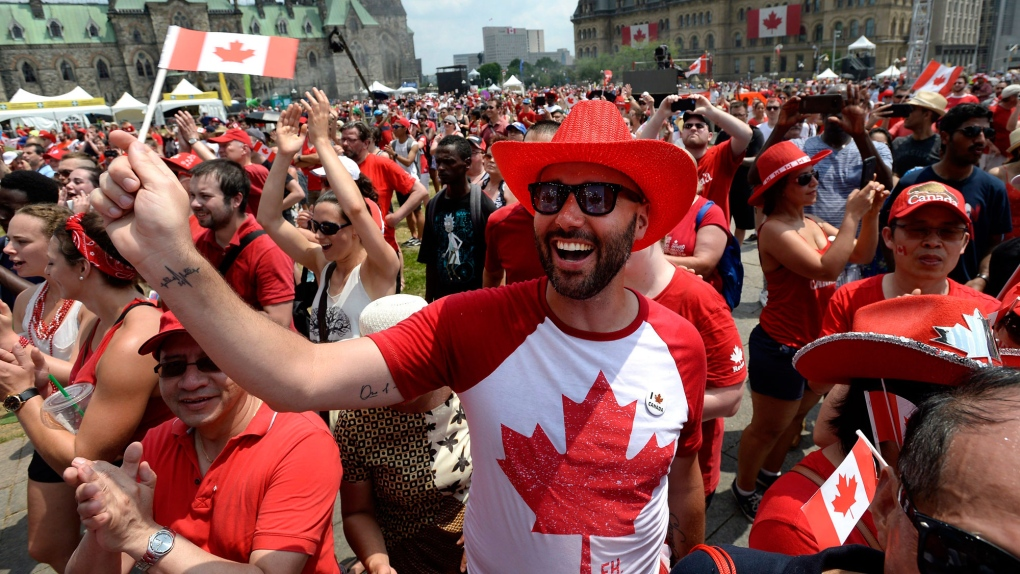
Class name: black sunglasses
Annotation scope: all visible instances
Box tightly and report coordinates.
[155,357,220,378]
[308,218,352,235]
[900,480,1020,573]
[766,106,781,111]
[683,122,707,130]
[528,182,644,216]
[795,170,820,186]
[956,126,995,140]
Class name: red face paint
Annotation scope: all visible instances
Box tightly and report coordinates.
[896,245,907,255]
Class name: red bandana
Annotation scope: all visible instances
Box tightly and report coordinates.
[65,214,137,280]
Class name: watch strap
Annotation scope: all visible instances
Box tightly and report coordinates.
[4,387,40,412]
[135,528,175,571]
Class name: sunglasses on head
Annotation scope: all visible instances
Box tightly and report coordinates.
[899,480,1020,574]
[155,357,220,378]
[795,170,820,186]
[308,218,352,235]
[528,182,644,216]
[956,126,995,139]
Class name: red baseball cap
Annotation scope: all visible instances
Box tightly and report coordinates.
[44,147,66,161]
[394,117,411,129]
[207,128,252,147]
[466,135,486,151]
[888,182,973,237]
[161,152,203,172]
[138,310,188,358]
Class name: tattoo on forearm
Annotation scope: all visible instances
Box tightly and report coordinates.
[359,382,391,401]
[666,512,686,562]
[160,266,199,288]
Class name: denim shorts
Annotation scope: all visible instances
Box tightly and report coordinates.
[748,324,808,401]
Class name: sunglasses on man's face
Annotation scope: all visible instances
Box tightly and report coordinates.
[899,482,1020,574]
[308,218,352,235]
[766,106,781,111]
[154,357,220,378]
[956,126,995,140]
[684,122,707,130]
[528,182,644,216]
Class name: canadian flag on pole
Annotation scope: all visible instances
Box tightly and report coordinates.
[621,23,658,47]
[158,26,299,79]
[686,54,708,77]
[911,60,964,96]
[865,391,917,447]
[801,437,879,549]
[748,5,801,39]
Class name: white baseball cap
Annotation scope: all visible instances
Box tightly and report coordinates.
[312,155,361,181]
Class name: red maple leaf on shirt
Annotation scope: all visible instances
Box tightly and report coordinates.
[763,11,784,30]
[214,41,255,63]
[830,474,859,517]
[498,371,675,574]
[933,75,947,86]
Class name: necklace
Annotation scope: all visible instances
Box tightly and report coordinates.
[29,283,76,357]
[195,434,214,463]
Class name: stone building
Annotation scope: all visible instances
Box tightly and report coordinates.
[572,0,915,82]
[0,0,418,103]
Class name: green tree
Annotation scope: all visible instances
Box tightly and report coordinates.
[476,62,502,86]
[509,58,522,73]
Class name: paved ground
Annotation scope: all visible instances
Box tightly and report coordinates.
[0,242,821,572]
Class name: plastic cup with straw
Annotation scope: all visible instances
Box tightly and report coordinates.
[49,375,85,417]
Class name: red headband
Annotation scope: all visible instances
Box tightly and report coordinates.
[65,213,137,280]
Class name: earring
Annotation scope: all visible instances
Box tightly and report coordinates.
[78,276,83,281]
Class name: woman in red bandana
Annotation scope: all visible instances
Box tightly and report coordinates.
[0,212,171,572]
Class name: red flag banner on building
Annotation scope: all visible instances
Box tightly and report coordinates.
[748,5,801,39]
[911,61,964,96]
[158,26,299,79]
[865,391,917,447]
[621,23,658,47]
[801,437,879,549]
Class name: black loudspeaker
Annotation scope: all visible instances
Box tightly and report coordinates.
[623,69,680,99]
[437,66,468,95]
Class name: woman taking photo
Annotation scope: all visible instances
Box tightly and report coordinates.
[258,91,399,343]
[0,212,169,573]
[731,141,886,520]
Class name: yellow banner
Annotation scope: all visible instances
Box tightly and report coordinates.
[218,73,232,107]
[0,98,106,110]
[162,92,219,101]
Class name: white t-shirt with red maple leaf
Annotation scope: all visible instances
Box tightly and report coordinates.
[368,277,707,574]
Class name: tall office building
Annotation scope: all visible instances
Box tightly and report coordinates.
[528,29,546,53]
[483,26,531,67]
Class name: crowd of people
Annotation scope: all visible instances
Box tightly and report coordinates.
[0,70,1019,574]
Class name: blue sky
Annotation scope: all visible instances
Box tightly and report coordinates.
[404,0,578,74]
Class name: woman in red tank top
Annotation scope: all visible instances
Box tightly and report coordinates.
[0,212,169,572]
[730,141,887,519]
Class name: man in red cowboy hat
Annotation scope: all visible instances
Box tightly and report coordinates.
[94,98,706,571]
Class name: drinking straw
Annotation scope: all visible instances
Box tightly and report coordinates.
[48,375,85,417]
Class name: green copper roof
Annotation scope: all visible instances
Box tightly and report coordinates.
[112,0,234,12]
[241,5,325,38]
[323,0,378,28]
[0,4,115,46]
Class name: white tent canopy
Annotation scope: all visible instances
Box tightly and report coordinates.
[486,83,502,92]
[0,86,110,124]
[817,68,839,79]
[467,69,481,79]
[8,86,98,103]
[503,74,523,87]
[111,93,146,112]
[876,65,901,79]
[848,36,876,51]
[368,81,395,93]
[397,86,418,94]
[170,79,204,96]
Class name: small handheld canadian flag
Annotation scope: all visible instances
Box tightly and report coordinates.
[251,140,277,163]
[865,390,917,447]
[801,436,879,549]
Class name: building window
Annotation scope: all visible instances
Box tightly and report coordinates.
[251,21,261,35]
[849,20,859,38]
[60,61,75,81]
[97,59,110,79]
[87,23,100,38]
[707,12,712,24]
[136,55,154,78]
[308,52,317,68]
[133,29,142,43]
[276,19,287,36]
[749,38,758,47]
[734,33,742,48]
[304,20,313,35]
[11,24,24,40]
[707,34,714,50]
[764,37,773,46]
[865,18,875,37]
[675,37,684,50]
[22,62,37,82]
[691,35,699,51]
[49,20,62,39]
[739,8,744,22]
[173,12,189,28]
[734,58,740,74]
[799,25,807,42]
[797,54,805,70]
[814,24,824,42]
[764,56,771,72]
[593,47,597,58]
[749,57,755,73]
[780,55,787,72]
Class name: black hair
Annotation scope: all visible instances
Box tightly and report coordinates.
[437,135,472,161]
[0,170,60,204]
[937,104,992,135]
[526,120,562,141]
[987,237,1020,297]
[729,100,748,112]
[868,127,893,144]
[899,367,1020,506]
[189,159,250,213]
[760,174,791,216]
[829,378,947,458]
[23,143,45,156]
[340,121,372,142]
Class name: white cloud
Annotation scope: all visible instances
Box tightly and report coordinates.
[404,0,578,74]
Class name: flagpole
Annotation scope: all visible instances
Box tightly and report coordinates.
[138,67,168,143]
[855,430,890,469]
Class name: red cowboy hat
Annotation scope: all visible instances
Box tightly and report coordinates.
[794,295,1001,386]
[748,141,831,207]
[490,100,698,251]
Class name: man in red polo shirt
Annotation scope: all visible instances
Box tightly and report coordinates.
[63,311,341,573]
[189,159,294,327]
[339,120,429,252]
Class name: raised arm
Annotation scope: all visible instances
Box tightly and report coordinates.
[173,112,215,162]
[92,132,403,412]
[636,95,680,141]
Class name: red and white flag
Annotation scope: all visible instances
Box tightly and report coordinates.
[686,54,709,77]
[621,23,658,47]
[801,437,879,549]
[251,139,277,163]
[158,26,299,79]
[911,61,964,96]
[748,5,801,39]
[865,391,917,447]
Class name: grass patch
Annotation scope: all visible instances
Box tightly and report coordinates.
[392,216,426,299]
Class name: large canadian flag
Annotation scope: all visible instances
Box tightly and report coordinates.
[911,60,964,96]
[801,437,879,549]
[865,391,917,447]
[748,5,801,39]
[622,23,658,47]
[158,26,299,79]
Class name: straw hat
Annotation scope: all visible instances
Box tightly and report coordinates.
[491,100,698,251]
[359,294,428,336]
[1007,127,1020,155]
[905,91,948,118]
[748,141,831,207]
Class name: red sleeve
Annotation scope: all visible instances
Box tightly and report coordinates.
[484,205,513,273]
[748,515,821,555]
[253,240,296,307]
[819,284,855,338]
[647,301,706,458]
[245,164,269,188]
[252,418,341,554]
[382,159,417,194]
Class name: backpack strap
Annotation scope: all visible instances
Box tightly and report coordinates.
[695,200,714,229]
[469,183,483,233]
[688,544,736,574]
[217,230,267,276]
[790,464,883,549]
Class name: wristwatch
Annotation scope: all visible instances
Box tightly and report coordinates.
[3,388,39,413]
[187,137,198,145]
[135,528,176,571]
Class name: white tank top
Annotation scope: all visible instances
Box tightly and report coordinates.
[391,137,419,178]
[309,263,374,342]
[20,281,83,361]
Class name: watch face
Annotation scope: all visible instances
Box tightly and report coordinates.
[3,395,19,412]
[151,531,174,554]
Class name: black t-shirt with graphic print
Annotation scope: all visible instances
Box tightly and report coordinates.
[418,187,497,302]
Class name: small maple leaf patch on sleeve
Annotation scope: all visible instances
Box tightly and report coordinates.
[763,11,784,30]
[497,371,675,574]
[215,41,256,63]
[830,474,858,517]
